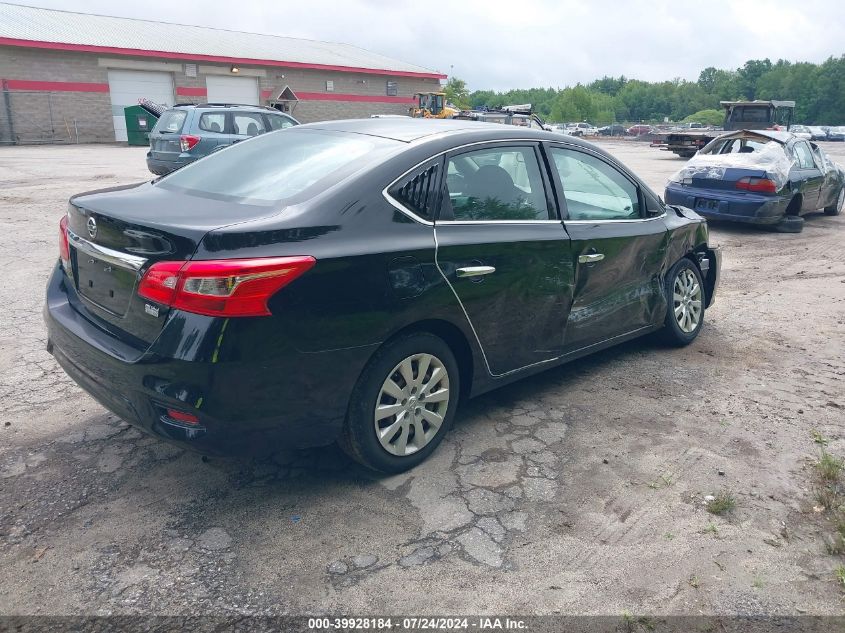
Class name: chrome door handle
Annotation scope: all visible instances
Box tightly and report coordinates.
[456,266,496,278]
[578,253,605,264]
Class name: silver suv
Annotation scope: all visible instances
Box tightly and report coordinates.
[146,103,298,175]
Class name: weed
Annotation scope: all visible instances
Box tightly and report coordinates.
[815,485,839,511]
[701,522,720,536]
[688,575,700,589]
[811,430,829,446]
[815,450,844,484]
[824,533,845,555]
[752,575,765,589]
[664,532,675,540]
[836,566,845,590]
[707,490,736,515]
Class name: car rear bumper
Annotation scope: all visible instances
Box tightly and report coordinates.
[44,264,372,456]
[146,154,194,176]
[665,184,789,225]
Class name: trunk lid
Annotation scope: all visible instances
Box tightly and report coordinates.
[148,109,188,161]
[66,181,284,347]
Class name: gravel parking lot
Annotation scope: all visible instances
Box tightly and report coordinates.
[1,138,843,617]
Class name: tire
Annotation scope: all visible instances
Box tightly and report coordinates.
[340,332,460,473]
[775,215,804,233]
[824,187,844,216]
[659,258,705,347]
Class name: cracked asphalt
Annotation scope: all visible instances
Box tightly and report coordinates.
[1,140,844,616]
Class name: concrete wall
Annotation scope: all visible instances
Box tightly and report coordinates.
[0,46,441,143]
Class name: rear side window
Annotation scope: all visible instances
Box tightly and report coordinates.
[158,129,397,204]
[444,146,550,221]
[155,110,187,133]
[233,113,266,136]
[198,112,226,133]
[388,161,440,221]
[793,142,816,169]
[268,114,296,131]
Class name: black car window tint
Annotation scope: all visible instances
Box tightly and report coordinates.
[445,147,550,221]
[550,148,641,221]
[388,162,439,221]
[199,113,226,133]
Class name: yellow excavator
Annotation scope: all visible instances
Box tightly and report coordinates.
[409,92,459,119]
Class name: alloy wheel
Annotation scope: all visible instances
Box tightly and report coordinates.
[374,353,450,456]
[673,268,702,333]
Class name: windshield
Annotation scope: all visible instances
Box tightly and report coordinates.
[157,129,397,204]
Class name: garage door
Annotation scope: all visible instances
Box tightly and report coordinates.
[108,70,174,142]
[206,76,260,106]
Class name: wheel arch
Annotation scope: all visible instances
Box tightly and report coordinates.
[382,319,475,401]
[785,193,803,216]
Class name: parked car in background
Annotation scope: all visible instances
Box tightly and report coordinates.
[146,104,299,175]
[627,124,653,136]
[826,126,845,141]
[808,126,828,141]
[789,124,813,140]
[664,130,844,233]
[598,124,627,136]
[48,118,720,472]
[565,122,599,136]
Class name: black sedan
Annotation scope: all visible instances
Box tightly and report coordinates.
[46,119,721,472]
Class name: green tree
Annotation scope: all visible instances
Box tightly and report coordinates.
[682,109,724,126]
[444,77,470,109]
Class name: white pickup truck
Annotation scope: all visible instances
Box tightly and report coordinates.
[565,122,599,137]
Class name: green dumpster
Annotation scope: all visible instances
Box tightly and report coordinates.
[124,104,158,146]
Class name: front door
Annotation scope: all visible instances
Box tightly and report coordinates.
[546,145,668,351]
[435,142,572,376]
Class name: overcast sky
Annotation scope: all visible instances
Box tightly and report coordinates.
[13,0,845,90]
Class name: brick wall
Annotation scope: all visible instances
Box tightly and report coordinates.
[0,46,441,143]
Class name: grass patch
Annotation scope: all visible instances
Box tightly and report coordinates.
[706,490,736,516]
[816,450,844,484]
[701,522,720,536]
[752,575,765,589]
[836,566,845,589]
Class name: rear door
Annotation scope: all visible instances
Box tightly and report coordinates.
[194,111,229,153]
[546,144,667,351]
[791,141,823,211]
[434,141,573,376]
[149,109,188,161]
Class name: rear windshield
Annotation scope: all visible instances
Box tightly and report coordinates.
[154,110,187,134]
[157,129,397,204]
[729,106,770,123]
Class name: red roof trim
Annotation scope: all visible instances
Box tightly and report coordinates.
[0,37,447,79]
[176,86,207,96]
[297,92,415,104]
[3,79,109,92]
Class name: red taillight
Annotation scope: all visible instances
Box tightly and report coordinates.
[735,177,778,194]
[138,256,316,317]
[180,134,201,152]
[165,408,199,425]
[59,215,70,269]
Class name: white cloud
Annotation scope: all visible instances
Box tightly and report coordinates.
[13,0,845,90]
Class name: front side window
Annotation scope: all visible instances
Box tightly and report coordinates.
[232,113,266,136]
[551,147,640,221]
[444,146,549,221]
[198,112,226,133]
